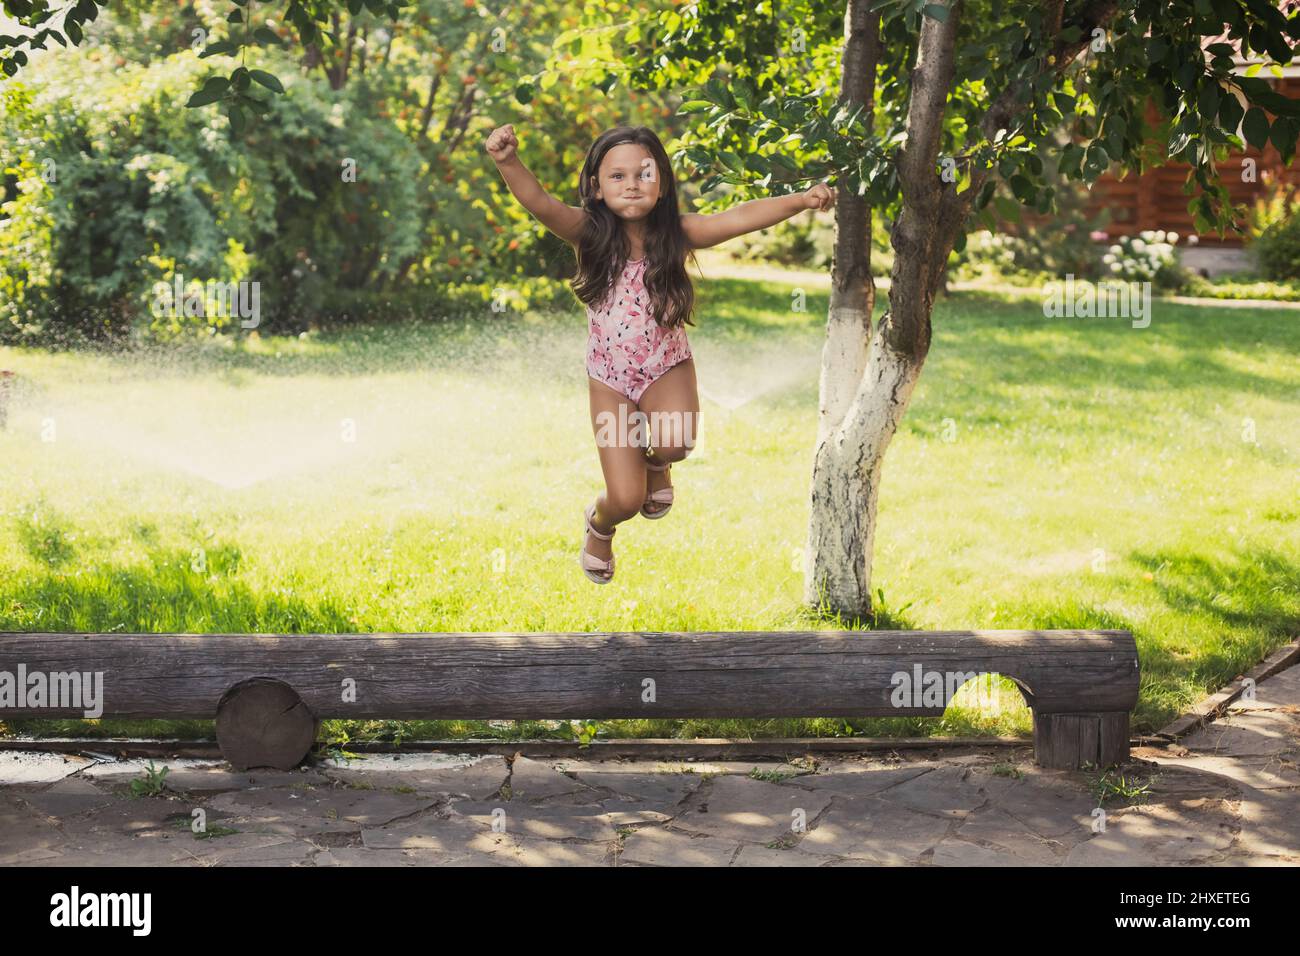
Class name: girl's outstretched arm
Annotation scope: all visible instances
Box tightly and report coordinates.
[486,123,587,246]
[683,182,836,249]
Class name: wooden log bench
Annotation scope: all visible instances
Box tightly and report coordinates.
[0,629,1139,771]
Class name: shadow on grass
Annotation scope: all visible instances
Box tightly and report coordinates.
[1002,543,1299,734]
[5,539,1294,746]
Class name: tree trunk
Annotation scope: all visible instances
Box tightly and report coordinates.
[804,0,1123,620]
[804,0,960,622]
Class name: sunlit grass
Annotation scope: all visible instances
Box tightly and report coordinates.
[1,277,1297,743]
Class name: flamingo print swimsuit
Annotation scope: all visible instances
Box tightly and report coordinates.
[586,256,692,403]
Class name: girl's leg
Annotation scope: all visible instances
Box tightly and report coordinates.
[636,358,700,513]
[586,376,650,564]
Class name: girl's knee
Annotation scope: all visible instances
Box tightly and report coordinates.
[602,488,643,522]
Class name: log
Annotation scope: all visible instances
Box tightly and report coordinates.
[0,629,1139,770]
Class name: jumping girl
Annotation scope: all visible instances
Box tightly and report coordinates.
[486,123,835,584]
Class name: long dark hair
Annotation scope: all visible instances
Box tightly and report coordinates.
[570,126,698,330]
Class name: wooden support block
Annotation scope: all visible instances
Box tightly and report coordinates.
[215,677,318,770]
[1033,711,1130,770]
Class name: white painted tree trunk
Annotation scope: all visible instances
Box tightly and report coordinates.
[804,319,924,619]
[802,0,958,621]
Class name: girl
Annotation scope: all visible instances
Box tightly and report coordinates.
[486,123,834,583]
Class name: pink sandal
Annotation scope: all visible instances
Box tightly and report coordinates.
[641,459,674,519]
[580,503,616,584]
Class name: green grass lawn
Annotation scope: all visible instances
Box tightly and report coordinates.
[1,272,1297,746]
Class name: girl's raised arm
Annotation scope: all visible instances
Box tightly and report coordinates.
[683,182,836,249]
[486,123,587,246]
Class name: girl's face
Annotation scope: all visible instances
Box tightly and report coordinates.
[591,143,662,221]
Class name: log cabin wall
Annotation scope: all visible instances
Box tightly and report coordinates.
[1014,75,1300,248]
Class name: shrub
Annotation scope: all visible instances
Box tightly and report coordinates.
[729,209,836,268]
[1252,211,1300,280]
[0,45,425,345]
[1102,230,1191,288]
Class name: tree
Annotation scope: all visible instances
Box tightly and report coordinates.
[536,0,1300,621]
[2,0,418,131]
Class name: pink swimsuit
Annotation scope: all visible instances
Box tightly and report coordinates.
[586,257,692,404]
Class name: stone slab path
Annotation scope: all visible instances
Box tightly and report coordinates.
[2,666,1297,867]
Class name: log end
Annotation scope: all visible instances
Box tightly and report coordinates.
[215,677,318,771]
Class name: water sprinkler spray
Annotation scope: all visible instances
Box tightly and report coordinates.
[0,371,13,430]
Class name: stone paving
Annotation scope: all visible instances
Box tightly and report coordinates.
[1,665,1298,867]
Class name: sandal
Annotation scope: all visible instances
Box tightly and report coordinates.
[580,503,616,584]
[641,459,674,519]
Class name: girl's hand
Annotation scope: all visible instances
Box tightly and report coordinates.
[802,181,836,211]
[485,123,519,164]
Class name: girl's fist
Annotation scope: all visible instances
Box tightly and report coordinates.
[803,181,836,211]
[486,124,518,163]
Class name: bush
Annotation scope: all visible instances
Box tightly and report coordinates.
[729,209,836,268]
[728,204,892,270]
[0,45,425,345]
[1252,212,1300,281]
[1102,230,1190,288]
[1182,273,1300,301]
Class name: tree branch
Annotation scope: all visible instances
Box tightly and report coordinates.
[929,0,1123,293]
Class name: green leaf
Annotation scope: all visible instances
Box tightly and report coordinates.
[199,40,240,59]
[1197,82,1221,120]
[227,103,247,138]
[65,19,82,45]
[1058,142,1084,177]
[249,69,284,94]
[1008,174,1035,202]
[718,150,745,172]
[186,77,230,108]
[1263,29,1294,66]
[252,26,281,46]
[514,81,533,105]
[1242,107,1270,149]
[705,77,735,110]
[679,100,715,114]
[239,93,273,116]
[1083,144,1109,179]
[922,3,949,22]
[1269,114,1293,152]
[1218,92,1244,134]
